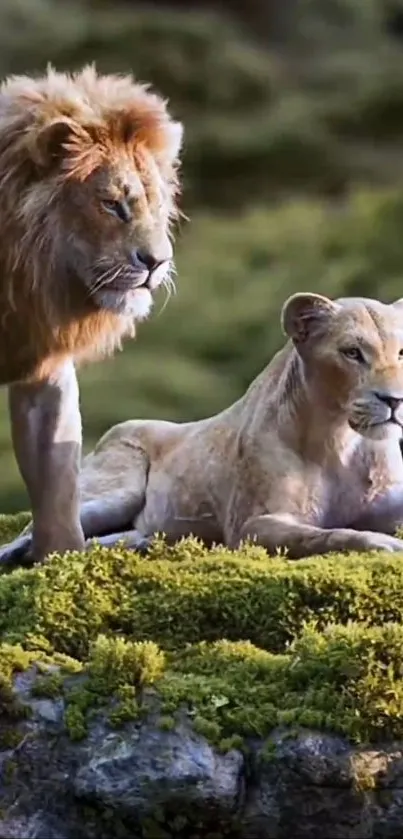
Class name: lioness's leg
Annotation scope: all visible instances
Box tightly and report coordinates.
[8,360,84,562]
[236,513,403,558]
[85,528,151,554]
[351,484,403,536]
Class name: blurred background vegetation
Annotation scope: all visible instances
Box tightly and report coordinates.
[1,0,403,508]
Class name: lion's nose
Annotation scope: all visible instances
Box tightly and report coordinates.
[375,392,403,412]
[132,248,171,273]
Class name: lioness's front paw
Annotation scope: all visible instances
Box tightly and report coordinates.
[359,532,403,553]
[0,534,33,566]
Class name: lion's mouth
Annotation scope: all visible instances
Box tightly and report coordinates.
[105,270,151,294]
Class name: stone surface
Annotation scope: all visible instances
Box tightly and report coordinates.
[2,673,403,838]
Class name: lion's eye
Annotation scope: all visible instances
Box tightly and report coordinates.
[101,199,132,223]
[102,199,119,212]
[399,349,403,360]
[340,346,365,363]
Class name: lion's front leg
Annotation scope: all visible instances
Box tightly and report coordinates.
[8,359,84,562]
[0,483,149,567]
[235,512,403,558]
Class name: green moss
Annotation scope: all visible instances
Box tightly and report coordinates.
[259,740,278,763]
[0,637,83,746]
[31,672,64,699]
[2,521,403,745]
[63,637,165,735]
[158,715,176,732]
[0,728,25,750]
[154,626,403,744]
[108,685,139,727]
[0,642,36,719]
[64,703,87,741]
[193,716,222,743]
[3,536,403,660]
[0,512,31,548]
[218,734,244,753]
[89,635,165,692]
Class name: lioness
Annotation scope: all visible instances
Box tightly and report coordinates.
[4,292,403,563]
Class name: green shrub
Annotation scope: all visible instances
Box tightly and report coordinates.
[2,533,403,660]
[1,518,403,743]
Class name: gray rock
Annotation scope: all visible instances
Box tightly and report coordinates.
[3,670,403,838]
[74,718,244,816]
[0,811,71,839]
[242,732,403,839]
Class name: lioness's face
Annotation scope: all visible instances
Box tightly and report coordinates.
[282,293,403,441]
[61,145,178,319]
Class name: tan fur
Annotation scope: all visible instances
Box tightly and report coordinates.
[6,292,403,564]
[0,64,182,383]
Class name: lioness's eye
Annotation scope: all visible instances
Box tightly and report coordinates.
[399,349,403,360]
[340,346,365,363]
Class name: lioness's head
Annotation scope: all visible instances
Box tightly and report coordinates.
[2,65,183,323]
[282,292,403,441]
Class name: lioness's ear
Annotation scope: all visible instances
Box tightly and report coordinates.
[392,298,403,311]
[30,117,89,169]
[281,292,337,343]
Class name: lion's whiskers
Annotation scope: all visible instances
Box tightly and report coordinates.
[156,264,176,317]
[89,263,124,297]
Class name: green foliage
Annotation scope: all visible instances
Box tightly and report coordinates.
[88,635,166,692]
[31,671,64,698]
[64,636,165,737]
[2,526,403,744]
[108,685,139,727]
[64,702,87,741]
[159,624,403,744]
[1,0,403,207]
[3,536,403,660]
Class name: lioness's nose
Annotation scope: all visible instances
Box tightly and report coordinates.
[375,392,403,411]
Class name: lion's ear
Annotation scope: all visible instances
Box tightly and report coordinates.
[392,298,403,311]
[30,117,89,170]
[151,120,183,169]
[164,120,183,164]
[281,292,338,343]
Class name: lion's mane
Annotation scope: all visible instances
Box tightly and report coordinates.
[0,64,182,381]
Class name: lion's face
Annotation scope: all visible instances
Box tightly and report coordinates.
[282,292,403,441]
[3,66,184,328]
[59,145,177,320]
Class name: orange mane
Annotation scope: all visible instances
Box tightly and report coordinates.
[0,65,182,381]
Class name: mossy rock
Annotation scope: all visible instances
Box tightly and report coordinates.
[2,513,403,746]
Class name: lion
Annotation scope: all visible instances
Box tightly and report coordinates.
[5,292,403,565]
[0,64,183,562]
